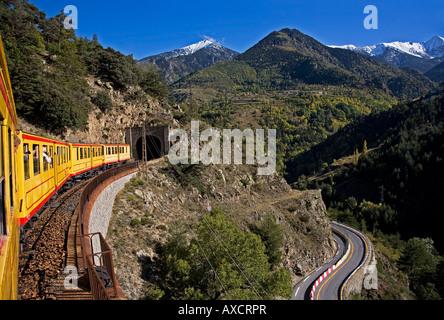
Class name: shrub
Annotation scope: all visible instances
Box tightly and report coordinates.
[91,91,113,112]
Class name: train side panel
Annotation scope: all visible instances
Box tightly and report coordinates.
[54,142,71,188]
[0,125,20,300]
[119,145,131,162]
[91,145,104,169]
[72,145,92,176]
[104,145,119,165]
[0,34,20,300]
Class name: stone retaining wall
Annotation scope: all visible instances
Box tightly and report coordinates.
[89,172,137,253]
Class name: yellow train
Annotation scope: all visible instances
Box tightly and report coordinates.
[0,35,131,299]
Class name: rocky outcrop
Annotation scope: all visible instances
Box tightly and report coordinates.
[64,77,178,145]
[107,161,336,300]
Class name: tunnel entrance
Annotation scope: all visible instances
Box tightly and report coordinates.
[125,125,169,161]
[136,135,163,161]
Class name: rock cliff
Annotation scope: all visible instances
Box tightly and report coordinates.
[107,160,336,300]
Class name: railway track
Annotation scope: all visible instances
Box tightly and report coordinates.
[18,179,92,300]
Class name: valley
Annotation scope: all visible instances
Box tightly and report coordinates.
[2,0,443,301]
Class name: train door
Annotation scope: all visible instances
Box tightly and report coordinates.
[22,142,32,220]
[7,129,12,208]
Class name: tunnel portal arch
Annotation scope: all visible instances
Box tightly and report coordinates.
[125,125,170,161]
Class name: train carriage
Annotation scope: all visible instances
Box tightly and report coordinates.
[19,134,71,226]
[0,35,20,300]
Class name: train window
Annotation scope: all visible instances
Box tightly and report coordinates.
[108,147,110,155]
[23,144,30,180]
[84,148,87,159]
[76,147,79,161]
[33,144,40,176]
[43,145,49,172]
[7,130,13,207]
[88,148,90,159]
[80,148,83,160]
[69,148,71,161]
[57,147,60,165]
[49,147,54,169]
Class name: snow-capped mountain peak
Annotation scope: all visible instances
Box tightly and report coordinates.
[328,36,444,73]
[139,39,223,63]
[329,36,444,59]
[180,39,215,55]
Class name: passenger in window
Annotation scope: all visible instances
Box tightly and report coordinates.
[24,146,31,180]
[43,146,52,164]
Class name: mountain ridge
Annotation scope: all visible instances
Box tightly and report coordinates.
[175,28,437,100]
[138,39,239,83]
[329,36,444,73]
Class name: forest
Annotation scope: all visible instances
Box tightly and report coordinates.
[292,86,444,299]
[0,0,168,135]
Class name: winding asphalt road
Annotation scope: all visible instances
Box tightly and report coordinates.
[292,221,369,300]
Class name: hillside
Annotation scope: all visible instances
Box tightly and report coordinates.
[290,87,444,299]
[426,60,444,83]
[0,0,171,138]
[108,160,336,300]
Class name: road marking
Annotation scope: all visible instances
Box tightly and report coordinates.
[303,276,309,282]
[339,232,369,300]
[295,287,300,297]
[316,237,355,300]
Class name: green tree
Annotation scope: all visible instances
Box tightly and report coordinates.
[256,213,284,267]
[91,91,113,112]
[158,209,292,300]
[399,237,441,299]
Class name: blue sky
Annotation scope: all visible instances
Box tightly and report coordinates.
[30,0,444,60]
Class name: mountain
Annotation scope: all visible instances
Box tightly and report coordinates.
[329,36,444,73]
[425,60,444,83]
[176,28,437,100]
[138,39,239,83]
